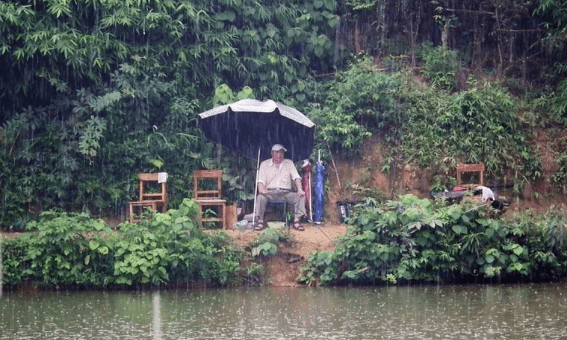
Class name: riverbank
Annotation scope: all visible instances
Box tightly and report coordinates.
[2,135,566,289]
[222,222,348,287]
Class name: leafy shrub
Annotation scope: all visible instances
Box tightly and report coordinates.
[250,228,292,257]
[420,44,461,91]
[22,211,114,286]
[399,76,540,184]
[308,56,402,154]
[301,194,567,286]
[1,199,249,288]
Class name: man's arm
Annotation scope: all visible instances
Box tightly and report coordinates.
[257,161,269,195]
[288,162,304,196]
[295,177,305,196]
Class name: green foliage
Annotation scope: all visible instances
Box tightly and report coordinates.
[534,0,567,58]
[307,56,540,192]
[398,75,540,184]
[1,199,250,288]
[551,149,567,192]
[22,211,114,286]
[429,174,456,192]
[309,103,372,153]
[0,0,343,228]
[212,84,255,107]
[112,222,170,285]
[301,194,567,285]
[0,0,340,112]
[309,56,402,154]
[420,44,461,91]
[1,234,31,286]
[250,228,291,257]
[0,58,207,227]
[345,0,377,11]
[548,80,567,125]
[78,116,107,160]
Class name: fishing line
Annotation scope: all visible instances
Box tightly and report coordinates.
[313,224,338,245]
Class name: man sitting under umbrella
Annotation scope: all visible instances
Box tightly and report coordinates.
[254,144,306,231]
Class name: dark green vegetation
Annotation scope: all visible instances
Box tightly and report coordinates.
[0,0,339,229]
[3,1,567,287]
[1,199,257,288]
[3,0,567,230]
[301,195,567,285]
[311,56,542,192]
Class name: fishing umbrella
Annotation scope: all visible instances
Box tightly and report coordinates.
[198,99,315,163]
[198,99,316,224]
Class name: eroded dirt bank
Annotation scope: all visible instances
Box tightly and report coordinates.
[223,222,348,287]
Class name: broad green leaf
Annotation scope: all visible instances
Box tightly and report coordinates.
[89,240,100,250]
[451,210,461,220]
[513,245,524,256]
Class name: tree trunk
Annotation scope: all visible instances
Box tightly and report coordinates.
[441,20,450,47]
[355,18,361,54]
[495,9,503,78]
[410,19,416,68]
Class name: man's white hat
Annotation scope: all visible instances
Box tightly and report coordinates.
[271,144,287,152]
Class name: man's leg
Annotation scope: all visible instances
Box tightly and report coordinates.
[255,194,269,224]
[284,192,306,226]
[255,191,287,229]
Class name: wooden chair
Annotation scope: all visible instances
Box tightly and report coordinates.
[456,163,485,188]
[193,170,226,229]
[129,173,167,223]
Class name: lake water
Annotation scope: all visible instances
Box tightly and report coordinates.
[1,284,567,339]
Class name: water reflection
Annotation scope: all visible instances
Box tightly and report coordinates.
[1,284,567,339]
[152,292,161,340]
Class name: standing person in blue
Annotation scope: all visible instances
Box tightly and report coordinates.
[254,144,306,231]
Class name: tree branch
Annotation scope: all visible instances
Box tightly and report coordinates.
[445,8,494,16]
[496,29,544,33]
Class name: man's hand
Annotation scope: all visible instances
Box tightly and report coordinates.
[297,188,305,196]
[258,183,268,195]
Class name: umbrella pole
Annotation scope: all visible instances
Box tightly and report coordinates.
[252,148,261,227]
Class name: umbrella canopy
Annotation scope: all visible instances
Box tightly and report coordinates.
[198,99,315,162]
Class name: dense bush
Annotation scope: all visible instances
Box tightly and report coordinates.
[300,195,567,286]
[310,57,541,191]
[420,44,461,91]
[309,55,402,154]
[1,199,251,288]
